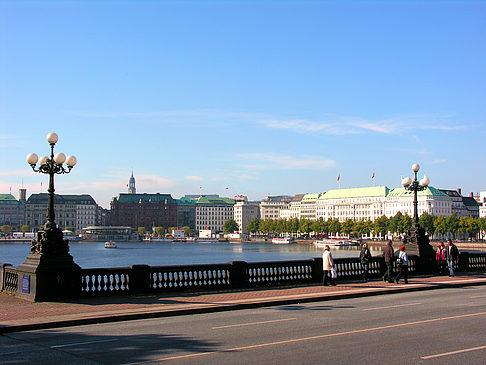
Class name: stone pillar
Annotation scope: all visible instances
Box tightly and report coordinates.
[228,261,248,289]
[129,265,151,294]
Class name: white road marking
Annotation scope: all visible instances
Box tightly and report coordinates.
[124,311,486,364]
[421,345,486,360]
[50,339,118,348]
[363,302,422,311]
[212,318,297,330]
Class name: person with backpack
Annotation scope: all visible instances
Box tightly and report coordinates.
[394,246,409,284]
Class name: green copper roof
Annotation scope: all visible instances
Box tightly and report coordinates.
[0,194,20,205]
[176,196,196,204]
[387,186,448,197]
[115,193,175,204]
[318,186,389,200]
[196,196,235,205]
[301,193,323,202]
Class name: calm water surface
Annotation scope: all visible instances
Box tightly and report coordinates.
[0,241,386,268]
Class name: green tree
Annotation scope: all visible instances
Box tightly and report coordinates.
[138,227,147,236]
[21,225,31,233]
[328,218,341,236]
[446,213,460,238]
[182,226,191,237]
[478,217,486,240]
[1,225,11,235]
[223,219,239,233]
[155,226,165,237]
[289,218,300,236]
[388,212,403,235]
[247,218,260,235]
[259,219,275,237]
[299,218,312,236]
[398,213,413,235]
[373,215,389,238]
[465,217,480,240]
[419,212,435,236]
[341,218,354,237]
[434,215,447,236]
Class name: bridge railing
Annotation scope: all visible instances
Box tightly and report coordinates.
[2,251,485,299]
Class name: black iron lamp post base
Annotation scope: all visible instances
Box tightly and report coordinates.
[402,223,436,274]
[16,228,82,302]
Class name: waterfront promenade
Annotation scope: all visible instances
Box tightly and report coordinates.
[2,272,486,334]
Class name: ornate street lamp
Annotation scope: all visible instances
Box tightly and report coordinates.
[17,132,81,301]
[401,163,435,259]
[26,132,77,233]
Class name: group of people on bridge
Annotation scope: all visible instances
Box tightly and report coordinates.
[321,238,460,286]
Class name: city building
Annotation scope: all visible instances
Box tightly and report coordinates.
[478,191,486,218]
[259,195,292,220]
[128,171,136,194]
[25,193,99,231]
[176,196,196,229]
[280,194,306,220]
[233,197,260,233]
[195,196,235,233]
[313,185,451,222]
[439,188,479,218]
[300,193,324,221]
[0,193,25,230]
[110,193,177,231]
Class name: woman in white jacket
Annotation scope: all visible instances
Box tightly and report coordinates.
[322,245,336,286]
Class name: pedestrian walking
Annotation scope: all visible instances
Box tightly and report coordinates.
[445,239,459,277]
[322,245,336,286]
[395,246,409,284]
[360,243,372,282]
[383,240,395,283]
[436,241,446,275]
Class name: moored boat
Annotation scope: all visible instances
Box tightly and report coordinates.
[104,241,117,248]
[313,238,356,247]
[272,237,294,244]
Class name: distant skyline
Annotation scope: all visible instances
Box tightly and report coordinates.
[1,0,485,208]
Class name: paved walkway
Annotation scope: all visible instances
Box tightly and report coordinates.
[2,272,486,334]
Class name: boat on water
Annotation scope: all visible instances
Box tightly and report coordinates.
[143,237,173,243]
[313,239,358,247]
[197,238,219,243]
[104,241,117,248]
[272,237,294,244]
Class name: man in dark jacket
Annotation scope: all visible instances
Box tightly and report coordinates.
[383,240,395,283]
[360,243,372,282]
[445,239,459,277]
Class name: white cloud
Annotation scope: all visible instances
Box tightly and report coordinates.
[238,153,335,170]
[185,175,203,181]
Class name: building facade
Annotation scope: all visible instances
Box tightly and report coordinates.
[25,193,99,231]
[176,196,196,229]
[195,196,235,233]
[0,194,25,230]
[233,198,260,233]
[259,195,292,220]
[110,193,177,231]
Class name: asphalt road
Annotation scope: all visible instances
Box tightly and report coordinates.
[2,286,486,364]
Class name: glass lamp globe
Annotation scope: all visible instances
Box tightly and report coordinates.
[420,176,430,187]
[66,155,77,167]
[38,155,49,166]
[54,152,66,164]
[26,153,38,165]
[412,163,420,172]
[402,177,412,187]
[46,132,59,144]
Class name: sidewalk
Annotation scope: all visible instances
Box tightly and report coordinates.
[2,272,486,334]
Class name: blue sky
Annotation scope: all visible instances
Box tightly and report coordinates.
[1,0,485,208]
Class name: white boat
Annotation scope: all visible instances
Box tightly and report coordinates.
[197,238,219,243]
[104,241,117,248]
[143,237,173,243]
[272,237,294,244]
[313,239,355,247]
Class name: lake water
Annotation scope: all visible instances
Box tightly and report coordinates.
[0,241,385,268]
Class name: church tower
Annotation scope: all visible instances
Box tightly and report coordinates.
[128,171,136,194]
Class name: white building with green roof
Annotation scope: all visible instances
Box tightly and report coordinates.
[195,196,235,233]
[310,185,452,222]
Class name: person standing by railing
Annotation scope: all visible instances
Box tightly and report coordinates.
[445,239,459,277]
[383,240,395,283]
[360,243,372,282]
[322,245,336,286]
[394,246,409,284]
[436,241,446,275]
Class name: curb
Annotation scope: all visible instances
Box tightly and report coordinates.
[2,278,486,334]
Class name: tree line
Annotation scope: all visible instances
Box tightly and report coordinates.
[241,212,486,240]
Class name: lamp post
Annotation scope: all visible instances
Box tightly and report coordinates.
[26,132,77,233]
[401,163,435,260]
[17,132,81,301]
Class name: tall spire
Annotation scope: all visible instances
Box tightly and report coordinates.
[128,170,136,194]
